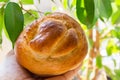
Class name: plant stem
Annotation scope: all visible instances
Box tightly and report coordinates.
[19,0,44,18]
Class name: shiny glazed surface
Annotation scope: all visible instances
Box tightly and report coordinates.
[15,12,88,76]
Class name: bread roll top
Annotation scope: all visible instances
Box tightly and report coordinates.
[14,12,88,76]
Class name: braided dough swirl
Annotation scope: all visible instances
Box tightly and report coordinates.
[15,12,88,76]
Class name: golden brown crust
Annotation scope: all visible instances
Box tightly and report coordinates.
[14,12,88,76]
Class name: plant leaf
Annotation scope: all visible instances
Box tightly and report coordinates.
[24,10,39,26]
[106,39,119,56]
[115,0,120,6]
[4,2,24,48]
[111,27,120,39]
[104,66,116,80]
[111,10,120,24]
[0,5,9,41]
[21,0,33,4]
[97,0,112,19]
[44,12,52,16]
[114,69,120,78]
[106,40,113,56]
[0,0,9,2]
[76,0,95,29]
[76,0,87,24]
[84,0,95,26]
[52,6,57,11]
[96,55,102,68]
[3,24,9,40]
[93,0,99,24]
[70,0,76,9]
[0,5,4,44]
[63,0,68,9]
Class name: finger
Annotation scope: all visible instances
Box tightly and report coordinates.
[44,75,66,80]
[44,63,82,80]
[63,62,83,80]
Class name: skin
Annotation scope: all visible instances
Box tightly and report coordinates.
[0,50,82,80]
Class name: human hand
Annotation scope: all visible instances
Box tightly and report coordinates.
[0,50,82,80]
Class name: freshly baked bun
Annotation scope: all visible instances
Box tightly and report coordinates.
[14,12,88,76]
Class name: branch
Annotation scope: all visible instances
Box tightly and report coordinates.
[19,0,44,19]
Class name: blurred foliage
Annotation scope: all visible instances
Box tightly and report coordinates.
[20,0,33,4]
[104,66,120,80]
[0,5,4,45]
[112,27,120,39]
[96,55,103,68]
[106,39,119,56]
[24,10,39,26]
[0,0,8,2]
[97,0,112,19]
[0,0,120,79]
[112,10,120,24]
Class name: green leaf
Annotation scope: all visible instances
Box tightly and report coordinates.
[0,5,5,44]
[0,12,3,44]
[24,13,35,26]
[106,41,112,56]
[76,0,87,24]
[114,69,120,77]
[4,2,24,48]
[0,5,9,41]
[115,0,120,6]
[106,40,119,56]
[104,66,120,80]
[76,0,95,29]
[111,10,120,24]
[63,0,68,9]
[3,24,9,40]
[44,12,52,16]
[110,0,115,2]
[84,0,95,26]
[67,0,71,9]
[96,55,102,68]
[70,0,76,9]
[24,10,39,26]
[112,69,120,80]
[104,66,115,79]
[97,0,112,19]
[0,36,2,45]
[21,0,33,4]
[0,0,9,2]
[52,6,57,11]
[112,27,120,39]
[93,0,100,23]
